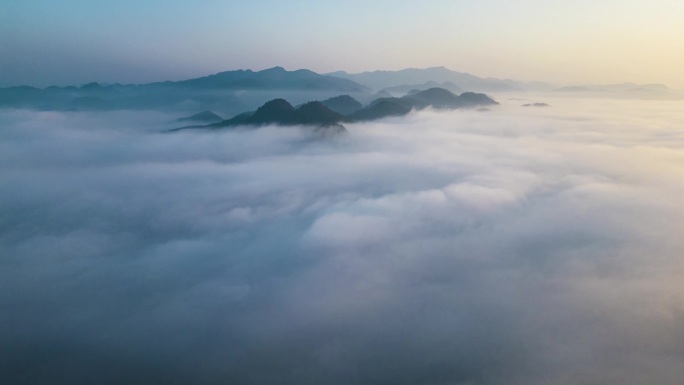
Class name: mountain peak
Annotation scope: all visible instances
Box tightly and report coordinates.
[177,110,223,123]
[249,98,295,124]
[80,82,103,90]
[320,95,363,115]
[168,67,367,92]
[295,101,345,125]
[260,66,287,73]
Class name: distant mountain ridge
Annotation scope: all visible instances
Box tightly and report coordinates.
[327,66,553,92]
[0,67,370,112]
[2,67,680,113]
[554,82,681,100]
[168,66,369,92]
[557,83,672,92]
[177,111,223,123]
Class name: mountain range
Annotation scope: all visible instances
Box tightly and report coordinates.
[327,66,553,92]
[0,67,679,115]
[172,87,499,135]
[0,67,369,113]
[168,66,368,92]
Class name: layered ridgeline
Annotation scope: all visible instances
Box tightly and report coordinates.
[328,66,549,92]
[176,111,224,123]
[3,66,678,115]
[0,67,369,114]
[0,67,511,113]
[171,88,499,135]
[327,67,682,98]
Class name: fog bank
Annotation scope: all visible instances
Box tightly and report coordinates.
[2,98,684,384]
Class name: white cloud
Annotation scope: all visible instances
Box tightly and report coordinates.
[1,98,684,384]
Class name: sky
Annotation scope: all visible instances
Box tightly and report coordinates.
[2,99,684,384]
[3,2,684,383]
[2,0,684,88]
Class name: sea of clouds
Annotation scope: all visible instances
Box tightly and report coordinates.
[1,97,684,384]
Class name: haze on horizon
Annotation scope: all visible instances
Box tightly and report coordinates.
[2,0,683,88]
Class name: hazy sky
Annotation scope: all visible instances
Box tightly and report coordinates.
[2,0,684,88]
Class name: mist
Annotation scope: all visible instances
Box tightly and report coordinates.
[2,97,684,385]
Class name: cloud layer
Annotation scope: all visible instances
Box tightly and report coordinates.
[2,99,684,384]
